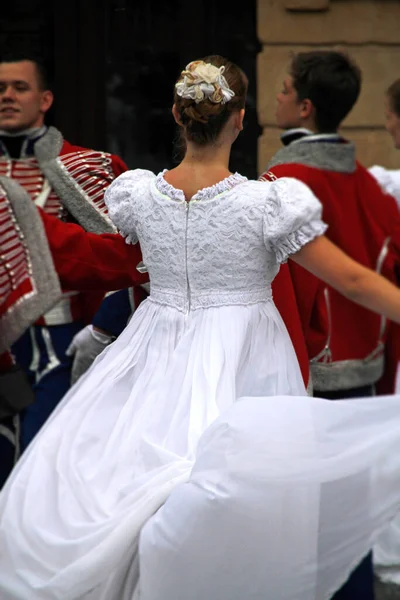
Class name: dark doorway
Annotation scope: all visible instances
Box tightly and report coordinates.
[1,0,260,179]
[105,0,261,178]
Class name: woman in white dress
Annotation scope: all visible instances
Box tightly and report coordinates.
[2,56,400,600]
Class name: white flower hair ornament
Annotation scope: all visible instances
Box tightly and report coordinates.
[175,61,235,105]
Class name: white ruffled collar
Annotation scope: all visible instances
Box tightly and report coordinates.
[155,169,247,202]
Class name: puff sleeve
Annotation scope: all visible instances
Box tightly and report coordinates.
[369,165,400,210]
[104,169,155,244]
[262,177,328,264]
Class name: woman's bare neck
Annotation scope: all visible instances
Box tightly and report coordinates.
[164,163,233,202]
[164,143,233,201]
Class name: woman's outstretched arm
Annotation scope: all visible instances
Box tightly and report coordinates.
[291,235,400,323]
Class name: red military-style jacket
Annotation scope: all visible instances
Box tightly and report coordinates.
[271,264,311,389]
[0,126,128,328]
[0,178,147,366]
[261,133,400,393]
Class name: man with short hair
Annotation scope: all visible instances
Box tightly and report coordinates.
[0,53,143,453]
[261,50,400,600]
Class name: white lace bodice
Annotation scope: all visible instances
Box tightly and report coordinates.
[105,169,326,312]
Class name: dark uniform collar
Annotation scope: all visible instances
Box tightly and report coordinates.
[0,126,48,158]
[280,128,346,146]
[267,128,356,173]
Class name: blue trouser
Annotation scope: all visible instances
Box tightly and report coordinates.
[315,385,375,600]
[12,322,83,451]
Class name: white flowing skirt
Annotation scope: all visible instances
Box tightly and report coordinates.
[139,394,400,600]
[0,298,305,599]
[373,362,400,585]
[1,298,400,599]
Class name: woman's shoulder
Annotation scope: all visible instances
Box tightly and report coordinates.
[238,176,317,203]
[105,169,157,208]
[104,169,159,240]
[114,168,157,186]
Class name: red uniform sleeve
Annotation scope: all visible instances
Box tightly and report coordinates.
[39,210,149,291]
[110,154,129,178]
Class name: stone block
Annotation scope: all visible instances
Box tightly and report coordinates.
[257,48,293,129]
[343,128,400,169]
[346,47,400,128]
[283,0,329,10]
[258,127,285,175]
[257,46,400,128]
[257,0,400,44]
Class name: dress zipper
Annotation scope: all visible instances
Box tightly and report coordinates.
[185,201,191,314]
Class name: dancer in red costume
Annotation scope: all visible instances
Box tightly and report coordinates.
[0,176,148,488]
[260,49,400,600]
[0,53,146,450]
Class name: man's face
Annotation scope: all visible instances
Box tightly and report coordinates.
[0,61,53,132]
[384,96,400,150]
[275,76,303,130]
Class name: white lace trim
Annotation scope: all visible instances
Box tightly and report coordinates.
[149,287,272,312]
[276,220,328,264]
[154,170,248,203]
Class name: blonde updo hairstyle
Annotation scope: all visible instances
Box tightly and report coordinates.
[174,55,248,146]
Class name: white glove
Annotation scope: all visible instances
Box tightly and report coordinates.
[66,325,114,384]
